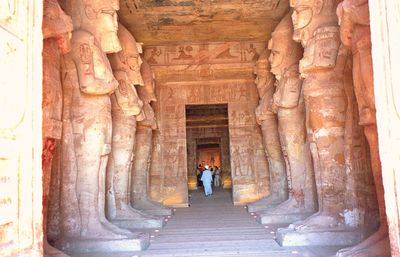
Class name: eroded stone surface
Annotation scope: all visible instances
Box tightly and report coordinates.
[257,13,316,224]
[42,0,73,256]
[247,46,287,213]
[335,0,390,256]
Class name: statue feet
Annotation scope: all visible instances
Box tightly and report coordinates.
[336,236,390,257]
[247,194,285,212]
[263,197,307,215]
[114,202,157,220]
[44,240,69,257]
[81,220,128,240]
[292,211,345,231]
[101,218,135,237]
[336,226,389,257]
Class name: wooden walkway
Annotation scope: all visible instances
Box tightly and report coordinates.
[72,188,341,257]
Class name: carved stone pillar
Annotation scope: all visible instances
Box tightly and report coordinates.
[42,1,73,256]
[106,24,164,230]
[335,1,390,256]
[256,13,317,224]
[247,47,288,213]
[130,60,173,216]
[276,0,364,247]
[57,0,149,252]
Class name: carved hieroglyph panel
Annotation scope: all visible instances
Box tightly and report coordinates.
[144,41,267,66]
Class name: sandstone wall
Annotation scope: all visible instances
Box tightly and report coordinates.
[146,41,270,206]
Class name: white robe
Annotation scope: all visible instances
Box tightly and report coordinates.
[201,169,213,195]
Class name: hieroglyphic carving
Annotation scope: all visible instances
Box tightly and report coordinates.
[144,41,266,66]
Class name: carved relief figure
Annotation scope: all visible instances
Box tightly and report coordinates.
[172,46,194,61]
[131,60,172,215]
[289,0,350,231]
[335,1,390,256]
[257,13,316,223]
[246,43,260,61]
[247,48,288,213]
[146,46,162,64]
[42,0,73,255]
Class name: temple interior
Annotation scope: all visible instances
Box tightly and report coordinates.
[1,0,400,256]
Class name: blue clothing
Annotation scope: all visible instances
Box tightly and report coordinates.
[201,169,213,196]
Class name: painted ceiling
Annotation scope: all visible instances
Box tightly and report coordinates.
[118,0,289,45]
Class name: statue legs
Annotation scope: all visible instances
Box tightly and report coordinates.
[107,114,164,229]
[336,124,390,257]
[257,102,316,223]
[73,114,129,239]
[131,127,172,216]
[247,115,287,212]
[294,78,347,231]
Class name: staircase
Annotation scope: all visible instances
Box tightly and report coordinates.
[71,188,341,257]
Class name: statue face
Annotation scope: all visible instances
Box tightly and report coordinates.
[268,39,286,79]
[81,0,121,53]
[43,0,73,53]
[254,61,274,98]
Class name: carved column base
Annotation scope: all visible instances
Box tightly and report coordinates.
[247,196,284,213]
[54,233,150,253]
[111,216,166,229]
[276,227,364,247]
[132,200,173,216]
[256,211,314,225]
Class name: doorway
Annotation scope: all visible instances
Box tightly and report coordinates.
[185,104,232,195]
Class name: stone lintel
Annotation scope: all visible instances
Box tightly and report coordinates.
[276,227,364,247]
[55,234,150,253]
[256,212,314,225]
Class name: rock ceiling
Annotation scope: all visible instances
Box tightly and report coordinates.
[118,0,289,45]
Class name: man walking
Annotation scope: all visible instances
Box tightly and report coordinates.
[201,165,213,196]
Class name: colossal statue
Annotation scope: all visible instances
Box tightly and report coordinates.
[42,0,73,255]
[130,60,173,216]
[58,0,142,245]
[336,0,390,256]
[257,13,316,224]
[65,0,121,53]
[287,0,348,231]
[106,24,164,229]
[247,48,288,213]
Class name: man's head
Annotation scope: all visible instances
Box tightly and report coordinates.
[254,48,274,98]
[67,0,121,53]
[290,0,340,46]
[268,12,303,79]
[205,165,209,170]
[108,23,144,86]
[43,0,73,54]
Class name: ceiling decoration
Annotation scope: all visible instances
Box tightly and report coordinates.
[118,0,289,44]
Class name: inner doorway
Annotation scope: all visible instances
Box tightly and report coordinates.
[185,104,232,196]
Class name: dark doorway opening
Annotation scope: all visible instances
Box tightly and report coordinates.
[185,104,232,196]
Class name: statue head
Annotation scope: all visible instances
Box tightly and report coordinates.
[138,60,157,103]
[108,23,144,86]
[70,30,117,87]
[290,0,340,46]
[67,0,121,53]
[337,0,370,47]
[254,48,274,99]
[43,0,73,54]
[268,13,303,79]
